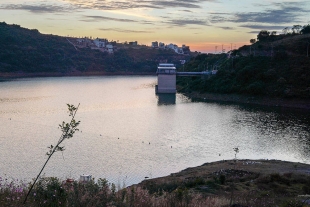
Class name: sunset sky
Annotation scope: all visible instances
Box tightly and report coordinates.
[1,0,309,53]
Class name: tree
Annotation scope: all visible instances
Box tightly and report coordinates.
[250,39,256,44]
[257,30,270,41]
[301,24,310,34]
[292,25,302,34]
[23,104,81,204]
[270,31,277,36]
[282,27,290,35]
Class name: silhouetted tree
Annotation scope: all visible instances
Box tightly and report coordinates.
[301,24,310,34]
[292,25,302,34]
[282,27,290,35]
[270,31,277,36]
[257,30,270,41]
[250,39,256,44]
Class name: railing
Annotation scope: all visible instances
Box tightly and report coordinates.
[156,69,176,74]
[176,71,211,76]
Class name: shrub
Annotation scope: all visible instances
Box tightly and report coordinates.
[245,81,265,95]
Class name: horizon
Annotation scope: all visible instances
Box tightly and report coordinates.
[1,0,309,53]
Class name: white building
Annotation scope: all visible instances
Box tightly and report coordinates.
[93,38,106,48]
[106,44,114,53]
[159,42,165,49]
[156,63,176,93]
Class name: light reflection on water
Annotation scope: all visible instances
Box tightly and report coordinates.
[0,76,309,186]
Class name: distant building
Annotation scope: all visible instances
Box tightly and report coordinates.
[150,42,190,54]
[159,42,165,49]
[110,41,117,46]
[166,43,184,54]
[76,38,84,44]
[152,41,159,48]
[182,45,190,54]
[93,38,107,48]
[106,44,114,53]
[167,43,176,50]
[129,41,138,46]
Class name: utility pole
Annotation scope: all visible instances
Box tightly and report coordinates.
[231,44,234,70]
[307,41,309,57]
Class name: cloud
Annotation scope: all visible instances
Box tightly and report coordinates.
[0,4,73,13]
[234,2,309,24]
[164,19,208,26]
[62,0,216,10]
[82,15,138,22]
[179,10,194,13]
[234,10,299,24]
[209,1,310,34]
[99,28,153,33]
[218,26,234,30]
[240,25,288,30]
[248,31,263,34]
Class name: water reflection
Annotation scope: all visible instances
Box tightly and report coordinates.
[0,76,309,186]
[156,94,176,105]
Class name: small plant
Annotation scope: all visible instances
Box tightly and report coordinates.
[23,104,80,204]
[219,174,226,185]
[230,147,239,206]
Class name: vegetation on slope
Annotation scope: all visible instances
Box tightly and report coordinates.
[177,26,310,99]
[0,22,189,76]
[1,160,310,207]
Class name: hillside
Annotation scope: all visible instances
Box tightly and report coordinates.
[137,159,310,206]
[177,33,310,100]
[0,22,189,77]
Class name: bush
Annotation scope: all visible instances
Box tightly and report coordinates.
[31,177,67,207]
[245,81,265,95]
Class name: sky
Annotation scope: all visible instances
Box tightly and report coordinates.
[0,0,310,53]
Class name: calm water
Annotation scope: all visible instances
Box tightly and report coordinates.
[0,76,309,186]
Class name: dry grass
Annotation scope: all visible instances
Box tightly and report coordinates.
[1,160,310,206]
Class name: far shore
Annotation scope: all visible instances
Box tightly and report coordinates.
[1,72,309,110]
[183,91,310,110]
[0,71,155,79]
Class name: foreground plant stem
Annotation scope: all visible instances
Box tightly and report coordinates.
[23,104,80,204]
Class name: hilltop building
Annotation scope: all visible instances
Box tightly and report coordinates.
[93,38,107,48]
[152,41,159,48]
[182,45,190,54]
[159,42,165,49]
[106,44,114,53]
[129,41,138,46]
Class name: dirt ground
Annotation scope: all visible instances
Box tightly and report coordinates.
[142,159,310,185]
[137,159,310,206]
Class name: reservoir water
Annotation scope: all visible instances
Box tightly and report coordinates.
[0,76,309,186]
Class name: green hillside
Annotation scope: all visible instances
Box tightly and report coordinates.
[177,29,310,99]
[0,22,188,76]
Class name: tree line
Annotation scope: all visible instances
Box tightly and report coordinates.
[250,24,310,43]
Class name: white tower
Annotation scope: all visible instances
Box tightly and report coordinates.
[156,63,176,93]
